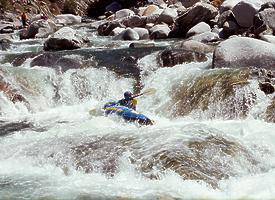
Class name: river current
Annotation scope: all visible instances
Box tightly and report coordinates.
[0,27,275,199]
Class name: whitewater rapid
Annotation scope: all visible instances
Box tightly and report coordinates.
[0,33,275,200]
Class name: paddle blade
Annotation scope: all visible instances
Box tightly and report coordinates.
[89,108,103,116]
[142,88,157,95]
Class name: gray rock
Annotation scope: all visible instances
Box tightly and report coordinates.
[186,22,211,38]
[115,9,135,19]
[54,14,82,26]
[0,22,14,34]
[260,35,275,45]
[189,31,220,43]
[110,27,125,36]
[133,27,149,39]
[232,0,262,28]
[173,39,216,54]
[253,8,275,36]
[44,27,86,51]
[113,28,140,40]
[150,24,171,39]
[158,7,178,24]
[98,21,125,36]
[213,37,275,70]
[170,3,218,38]
[121,15,147,27]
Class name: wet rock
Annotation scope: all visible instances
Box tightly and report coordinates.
[265,97,275,123]
[30,53,81,71]
[170,3,218,38]
[213,37,275,70]
[121,15,147,28]
[54,14,82,26]
[150,24,171,39]
[98,21,125,36]
[189,31,220,43]
[115,9,135,19]
[186,22,211,38]
[133,27,150,40]
[253,8,275,36]
[158,7,178,25]
[0,121,32,137]
[44,27,86,51]
[20,19,57,40]
[158,48,208,67]
[166,68,253,118]
[113,28,140,40]
[260,35,275,45]
[173,40,216,54]
[232,0,262,28]
[259,82,275,94]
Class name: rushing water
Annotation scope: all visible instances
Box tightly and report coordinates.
[0,28,275,200]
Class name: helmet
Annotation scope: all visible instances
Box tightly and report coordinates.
[124,91,132,100]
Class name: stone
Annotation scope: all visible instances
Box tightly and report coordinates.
[186,22,211,38]
[158,7,178,24]
[113,28,140,40]
[115,9,135,19]
[133,27,149,39]
[150,24,171,39]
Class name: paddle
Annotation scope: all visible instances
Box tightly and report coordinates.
[89,88,156,116]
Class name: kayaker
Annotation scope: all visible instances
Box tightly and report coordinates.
[117,91,137,110]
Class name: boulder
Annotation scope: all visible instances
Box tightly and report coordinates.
[146,14,160,24]
[217,10,235,27]
[232,0,262,28]
[113,28,140,40]
[133,27,150,39]
[158,48,208,67]
[121,15,147,27]
[98,21,125,36]
[158,7,178,24]
[213,37,275,70]
[20,20,57,40]
[259,82,275,94]
[0,21,14,34]
[54,14,82,26]
[260,35,275,45]
[181,0,200,8]
[220,0,263,12]
[186,22,211,38]
[222,20,239,34]
[115,9,135,19]
[0,38,12,51]
[189,31,220,43]
[173,40,216,54]
[253,8,275,36]
[169,3,218,38]
[110,27,125,36]
[150,24,171,39]
[44,27,86,51]
[142,5,160,16]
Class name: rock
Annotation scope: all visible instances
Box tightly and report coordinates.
[0,21,15,34]
[265,97,275,123]
[44,27,86,51]
[232,0,262,28]
[217,10,235,27]
[260,35,275,45]
[54,14,82,26]
[0,38,11,51]
[158,7,178,24]
[142,5,160,16]
[110,27,125,36]
[115,9,135,19]
[113,28,140,40]
[181,0,200,8]
[121,15,147,27]
[20,20,57,40]
[133,27,149,39]
[186,22,211,38]
[173,39,216,54]
[253,8,275,36]
[146,14,160,24]
[213,37,275,70]
[170,3,218,38]
[158,48,208,67]
[259,82,275,94]
[98,21,125,36]
[150,24,171,39]
[189,31,220,43]
[222,20,239,34]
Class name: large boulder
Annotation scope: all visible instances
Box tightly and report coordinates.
[54,14,82,26]
[142,5,160,16]
[115,9,135,19]
[186,22,211,38]
[113,28,140,40]
[253,8,275,36]
[213,37,275,70]
[44,27,87,51]
[169,3,218,38]
[150,24,171,39]
[133,27,149,40]
[189,31,220,43]
[232,0,262,28]
[20,20,57,40]
[158,7,178,24]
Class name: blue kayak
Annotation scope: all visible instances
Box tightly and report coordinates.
[103,103,154,125]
